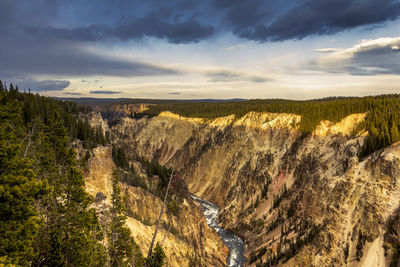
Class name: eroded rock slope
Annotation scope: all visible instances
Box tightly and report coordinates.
[83,145,228,267]
[106,110,400,266]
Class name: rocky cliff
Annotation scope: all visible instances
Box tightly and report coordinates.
[83,145,228,267]
[92,103,152,119]
[105,110,400,266]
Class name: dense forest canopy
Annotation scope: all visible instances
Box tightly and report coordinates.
[139,95,400,156]
[0,81,162,266]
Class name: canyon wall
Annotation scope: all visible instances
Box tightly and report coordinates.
[83,143,228,266]
[106,110,400,266]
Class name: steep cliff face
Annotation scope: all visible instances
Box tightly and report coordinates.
[92,103,152,118]
[86,111,110,135]
[83,145,228,267]
[108,110,400,266]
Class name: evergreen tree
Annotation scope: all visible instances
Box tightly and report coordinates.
[145,243,165,267]
[390,124,400,144]
[0,97,46,266]
[33,111,104,266]
[0,82,126,266]
[108,169,137,267]
[112,146,129,170]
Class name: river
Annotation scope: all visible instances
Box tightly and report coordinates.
[191,195,244,267]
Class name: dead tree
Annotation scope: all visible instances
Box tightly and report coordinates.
[23,123,35,159]
[161,223,172,247]
[146,169,174,260]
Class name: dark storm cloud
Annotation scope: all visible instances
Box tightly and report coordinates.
[90,90,122,94]
[205,0,400,42]
[3,0,400,45]
[212,0,279,39]
[18,0,215,44]
[31,79,71,91]
[247,0,400,41]
[307,38,400,75]
[27,18,215,44]
[110,16,215,44]
[0,0,183,82]
[3,77,71,92]
[0,30,180,78]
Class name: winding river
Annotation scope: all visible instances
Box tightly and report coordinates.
[191,195,244,267]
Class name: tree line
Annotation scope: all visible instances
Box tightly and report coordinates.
[141,95,400,156]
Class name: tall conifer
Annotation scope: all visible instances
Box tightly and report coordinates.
[108,169,139,266]
[0,97,45,265]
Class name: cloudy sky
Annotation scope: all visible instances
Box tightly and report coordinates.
[1,0,400,99]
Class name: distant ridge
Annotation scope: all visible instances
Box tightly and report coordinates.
[57,97,248,106]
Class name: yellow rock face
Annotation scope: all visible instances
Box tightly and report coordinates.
[123,184,228,267]
[84,145,228,267]
[234,111,301,130]
[313,113,367,137]
[84,145,114,198]
[91,110,400,266]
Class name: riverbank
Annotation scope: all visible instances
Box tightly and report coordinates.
[191,195,244,267]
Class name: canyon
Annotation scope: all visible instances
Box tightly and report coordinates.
[84,110,400,266]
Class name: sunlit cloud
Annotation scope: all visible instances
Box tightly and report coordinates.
[307,37,400,75]
[313,48,341,53]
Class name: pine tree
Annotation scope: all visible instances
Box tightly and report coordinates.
[390,124,400,144]
[0,82,120,266]
[145,243,165,267]
[33,111,104,266]
[108,169,138,267]
[0,97,46,265]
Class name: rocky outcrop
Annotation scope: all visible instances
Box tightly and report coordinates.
[92,103,152,118]
[86,111,110,135]
[107,111,400,266]
[123,184,228,267]
[85,146,114,198]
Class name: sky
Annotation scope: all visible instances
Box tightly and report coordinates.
[1,0,400,99]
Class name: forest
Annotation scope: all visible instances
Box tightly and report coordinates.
[140,95,400,156]
[0,81,164,266]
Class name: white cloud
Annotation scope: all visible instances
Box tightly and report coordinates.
[307,37,400,75]
[313,48,341,53]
